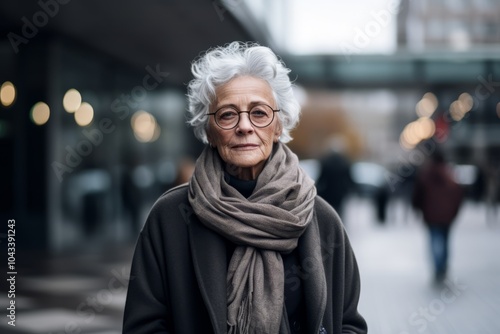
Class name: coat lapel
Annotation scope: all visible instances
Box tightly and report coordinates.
[188,217,228,334]
[298,213,328,333]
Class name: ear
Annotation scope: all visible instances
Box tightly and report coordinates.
[206,128,216,148]
[274,122,282,143]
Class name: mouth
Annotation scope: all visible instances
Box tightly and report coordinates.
[232,143,259,150]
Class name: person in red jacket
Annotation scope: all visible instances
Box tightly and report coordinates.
[412,147,464,283]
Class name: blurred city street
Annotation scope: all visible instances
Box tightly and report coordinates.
[1,0,500,333]
[1,197,499,334]
[0,244,135,334]
[346,197,500,334]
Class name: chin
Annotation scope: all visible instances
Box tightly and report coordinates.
[227,156,265,169]
[231,161,260,169]
[227,154,261,166]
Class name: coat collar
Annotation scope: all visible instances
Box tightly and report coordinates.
[188,211,327,334]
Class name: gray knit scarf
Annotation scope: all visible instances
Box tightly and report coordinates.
[188,142,317,334]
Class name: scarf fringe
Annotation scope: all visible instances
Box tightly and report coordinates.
[228,294,252,334]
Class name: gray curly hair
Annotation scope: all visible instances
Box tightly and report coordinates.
[186,41,301,144]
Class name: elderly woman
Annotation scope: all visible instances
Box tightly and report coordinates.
[123,42,367,334]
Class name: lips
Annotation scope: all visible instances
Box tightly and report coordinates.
[232,143,259,149]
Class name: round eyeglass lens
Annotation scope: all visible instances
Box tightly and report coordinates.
[215,104,274,129]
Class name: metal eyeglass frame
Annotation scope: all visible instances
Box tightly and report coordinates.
[207,104,280,130]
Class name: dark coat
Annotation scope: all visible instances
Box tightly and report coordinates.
[123,185,367,334]
[412,161,464,226]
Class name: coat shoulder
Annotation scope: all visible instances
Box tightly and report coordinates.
[150,183,190,212]
[140,184,191,236]
[314,196,342,226]
[314,195,345,235]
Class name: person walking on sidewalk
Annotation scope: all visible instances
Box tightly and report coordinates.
[412,147,464,283]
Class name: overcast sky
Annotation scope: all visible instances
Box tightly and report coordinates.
[282,0,400,55]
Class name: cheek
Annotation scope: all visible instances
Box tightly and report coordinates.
[208,127,231,148]
[206,124,219,144]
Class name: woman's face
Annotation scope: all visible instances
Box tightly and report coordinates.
[207,75,282,180]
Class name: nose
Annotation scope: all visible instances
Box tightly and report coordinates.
[236,112,254,134]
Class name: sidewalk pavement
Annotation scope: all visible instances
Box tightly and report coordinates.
[345,197,500,334]
[0,246,135,334]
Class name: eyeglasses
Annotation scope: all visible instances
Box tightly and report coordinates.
[207,104,280,130]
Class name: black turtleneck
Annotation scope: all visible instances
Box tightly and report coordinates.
[225,173,257,198]
[225,173,306,333]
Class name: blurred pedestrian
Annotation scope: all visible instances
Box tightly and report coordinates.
[412,147,464,283]
[121,161,143,236]
[485,157,500,225]
[123,42,367,334]
[316,137,353,219]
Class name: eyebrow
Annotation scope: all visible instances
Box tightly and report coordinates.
[215,101,272,110]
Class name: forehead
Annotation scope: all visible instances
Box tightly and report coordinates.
[214,76,275,106]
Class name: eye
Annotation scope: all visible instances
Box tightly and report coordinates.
[218,109,238,120]
[250,107,269,118]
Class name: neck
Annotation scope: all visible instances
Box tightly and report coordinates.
[225,162,265,181]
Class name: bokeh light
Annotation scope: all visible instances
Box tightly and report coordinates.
[449,93,474,121]
[74,102,94,126]
[458,92,473,111]
[399,117,436,150]
[400,122,419,150]
[63,88,82,113]
[31,102,50,125]
[417,117,436,139]
[131,110,161,143]
[416,92,438,118]
[1,81,16,107]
